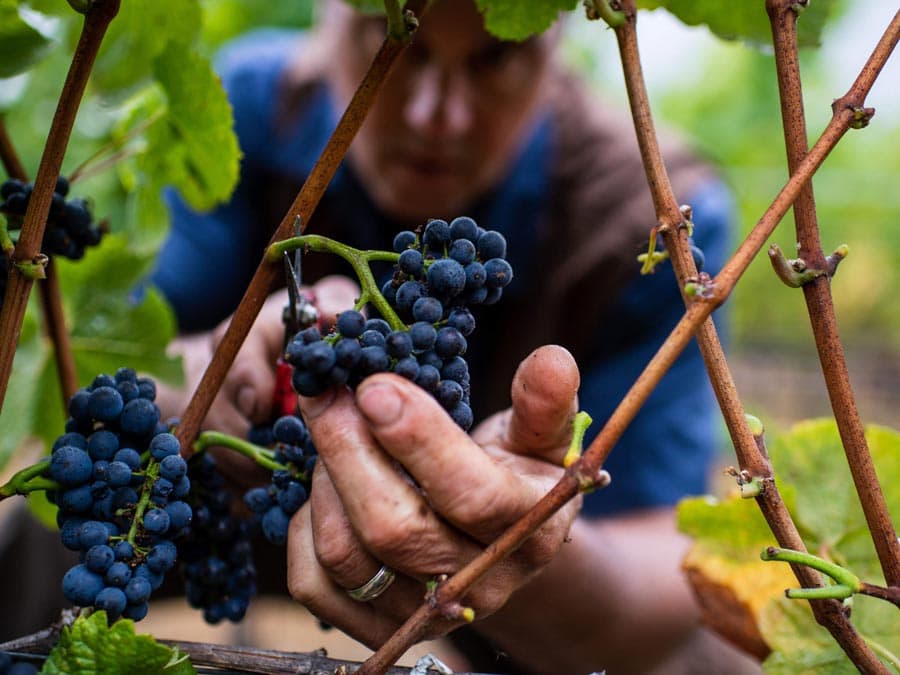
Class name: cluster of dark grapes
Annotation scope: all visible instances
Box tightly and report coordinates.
[176,451,257,624]
[286,216,512,430]
[243,414,317,546]
[46,368,191,622]
[0,177,104,260]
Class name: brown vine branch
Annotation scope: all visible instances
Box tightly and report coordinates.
[0,623,473,675]
[0,118,79,408]
[0,117,28,180]
[615,5,877,663]
[767,0,900,589]
[38,263,79,405]
[858,582,900,608]
[174,12,419,454]
[0,0,120,412]
[362,4,900,673]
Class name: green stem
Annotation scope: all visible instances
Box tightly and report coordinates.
[0,458,52,498]
[563,411,593,468]
[761,546,862,590]
[193,431,287,473]
[268,234,405,331]
[584,0,627,28]
[786,584,854,600]
[384,0,409,40]
[865,637,900,673]
[14,255,48,280]
[20,476,60,493]
[0,221,13,255]
[126,458,160,549]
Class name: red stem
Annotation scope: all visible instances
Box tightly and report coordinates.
[0,118,28,180]
[0,0,120,412]
[767,0,900,588]
[0,118,79,408]
[39,262,79,404]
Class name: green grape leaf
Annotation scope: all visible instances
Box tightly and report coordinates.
[0,0,54,78]
[637,0,836,49]
[112,86,171,249]
[677,490,799,649]
[147,41,241,212]
[678,419,900,668]
[43,611,196,674]
[679,489,795,563]
[475,0,578,41]
[760,595,900,674]
[768,420,900,581]
[92,0,202,92]
[58,234,182,385]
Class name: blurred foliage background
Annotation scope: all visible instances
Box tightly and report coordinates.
[2,0,898,439]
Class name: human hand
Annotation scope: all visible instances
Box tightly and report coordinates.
[287,345,582,647]
[189,274,360,439]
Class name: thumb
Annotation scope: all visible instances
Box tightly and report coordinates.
[503,345,580,461]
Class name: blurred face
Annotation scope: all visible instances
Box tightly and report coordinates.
[321,0,556,223]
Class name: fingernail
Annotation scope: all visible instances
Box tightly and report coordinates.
[299,387,336,419]
[357,381,402,426]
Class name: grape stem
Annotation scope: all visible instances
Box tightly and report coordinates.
[267,234,405,331]
[125,458,161,550]
[193,431,288,473]
[0,458,56,499]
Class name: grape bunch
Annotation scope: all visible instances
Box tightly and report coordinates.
[0,176,104,260]
[243,414,317,546]
[176,451,258,624]
[47,368,191,622]
[285,216,513,429]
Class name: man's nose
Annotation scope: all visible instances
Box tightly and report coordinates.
[403,63,474,138]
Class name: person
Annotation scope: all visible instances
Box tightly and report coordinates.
[151,1,760,673]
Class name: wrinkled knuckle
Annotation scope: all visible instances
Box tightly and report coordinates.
[360,514,417,555]
[448,486,510,528]
[287,569,316,604]
[314,535,359,576]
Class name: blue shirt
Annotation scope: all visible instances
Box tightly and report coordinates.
[151,29,735,517]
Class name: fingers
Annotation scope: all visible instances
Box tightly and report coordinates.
[352,375,543,542]
[312,274,361,331]
[287,504,397,648]
[306,462,427,622]
[504,345,581,462]
[218,353,275,426]
[299,386,480,576]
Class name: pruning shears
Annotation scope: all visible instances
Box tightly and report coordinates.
[273,217,319,416]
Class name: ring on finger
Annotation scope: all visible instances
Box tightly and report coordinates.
[347,564,397,602]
